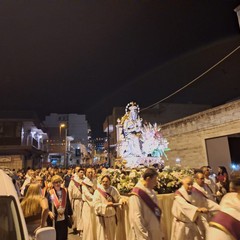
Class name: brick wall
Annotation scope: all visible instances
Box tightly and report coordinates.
[161,99,240,171]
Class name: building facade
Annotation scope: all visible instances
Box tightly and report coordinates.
[0,111,48,170]
[44,113,89,166]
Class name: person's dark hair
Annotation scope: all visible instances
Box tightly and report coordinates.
[194,169,203,175]
[142,168,158,180]
[218,166,228,176]
[77,168,85,173]
[101,174,111,182]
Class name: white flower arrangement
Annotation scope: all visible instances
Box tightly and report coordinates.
[156,166,194,194]
[97,166,194,195]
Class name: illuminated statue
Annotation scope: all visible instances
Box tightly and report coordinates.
[116,101,169,167]
[121,102,142,157]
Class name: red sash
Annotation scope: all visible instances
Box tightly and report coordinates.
[210,211,240,240]
[97,188,115,203]
[49,188,67,209]
[72,179,82,193]
[131,187,161,222]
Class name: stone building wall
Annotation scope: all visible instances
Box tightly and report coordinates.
[161,99,240,170]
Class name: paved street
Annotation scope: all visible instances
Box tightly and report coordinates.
[68,228,82,240]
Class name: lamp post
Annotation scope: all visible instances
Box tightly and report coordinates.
[59,123,67,168]
[59,123,66,138]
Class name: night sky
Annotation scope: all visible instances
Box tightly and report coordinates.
[0,0,240,136]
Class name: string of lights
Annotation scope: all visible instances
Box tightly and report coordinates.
[141,45,240,112]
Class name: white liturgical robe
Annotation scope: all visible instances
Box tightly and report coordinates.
[207,192,240,240]
[93,184,121,240]
[68,175,84,231]
[82,177,97,240]
[128,180,163,240]
[171,186,203,240]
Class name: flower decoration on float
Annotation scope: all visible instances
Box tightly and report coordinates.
[155,166,194,194]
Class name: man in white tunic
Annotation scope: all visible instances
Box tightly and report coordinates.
[171,176,209,240]
[192,172,220,237]
[171,175,220,240]
[128,168,164,240]
[82,168,97,240]
[93,174,125,240]
[68,168,85,235]
[193,171,216,202]
[207,173,240,240]
[201,166,219,202]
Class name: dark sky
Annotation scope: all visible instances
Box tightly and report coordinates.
[0,0,240,136]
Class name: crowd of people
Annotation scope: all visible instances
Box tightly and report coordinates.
[8,164,240,240]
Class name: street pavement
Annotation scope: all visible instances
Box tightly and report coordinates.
[68,228,82,240]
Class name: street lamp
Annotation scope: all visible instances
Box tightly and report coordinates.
[59,123,66,139]
[59,123,67,168]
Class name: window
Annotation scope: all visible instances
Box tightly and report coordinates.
[0,196,25,240]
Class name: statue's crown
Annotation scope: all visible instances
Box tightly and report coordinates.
[125,101,140,113]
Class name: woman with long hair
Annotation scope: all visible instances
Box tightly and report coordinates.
[217,166,229,193]
[20,183,49,237]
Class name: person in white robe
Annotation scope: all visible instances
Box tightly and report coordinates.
[171,176,209,240]
[193,171,216,202]
[192,172,220,236]
[82,168,97,240]
[207,173,240,240]
[93,174,126,240]
[128,167,164,240]
[201,166,219,202]
[68,168,85,235]
[20,169,34,196]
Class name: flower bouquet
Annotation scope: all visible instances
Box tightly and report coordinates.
[155,166,194,194]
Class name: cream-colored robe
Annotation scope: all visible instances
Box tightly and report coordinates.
[93,184,121,240]
[68,176,84,231]
[192,184,220,237]
[82,177,97,240]
[204,178,218,200]
[171,186,203,240]
[193,182,216,202]
[128,181,163,240]
[207,192,240,240]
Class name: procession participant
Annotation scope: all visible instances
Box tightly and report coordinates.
[201,166,219,202]
[193,171,216,202]
[72,166,81,179]
[82,167,97,240]
[20,183,49,237]
[68,168,85,235]
[20,169,35,196]
[128,167,164,240]
[63,169,72,188]
[47,175,73,240]
[171,176,208,240]
[93,174,125,240]
[207,172,240,240]
[36,176,48,197]
[192,172,220,237]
